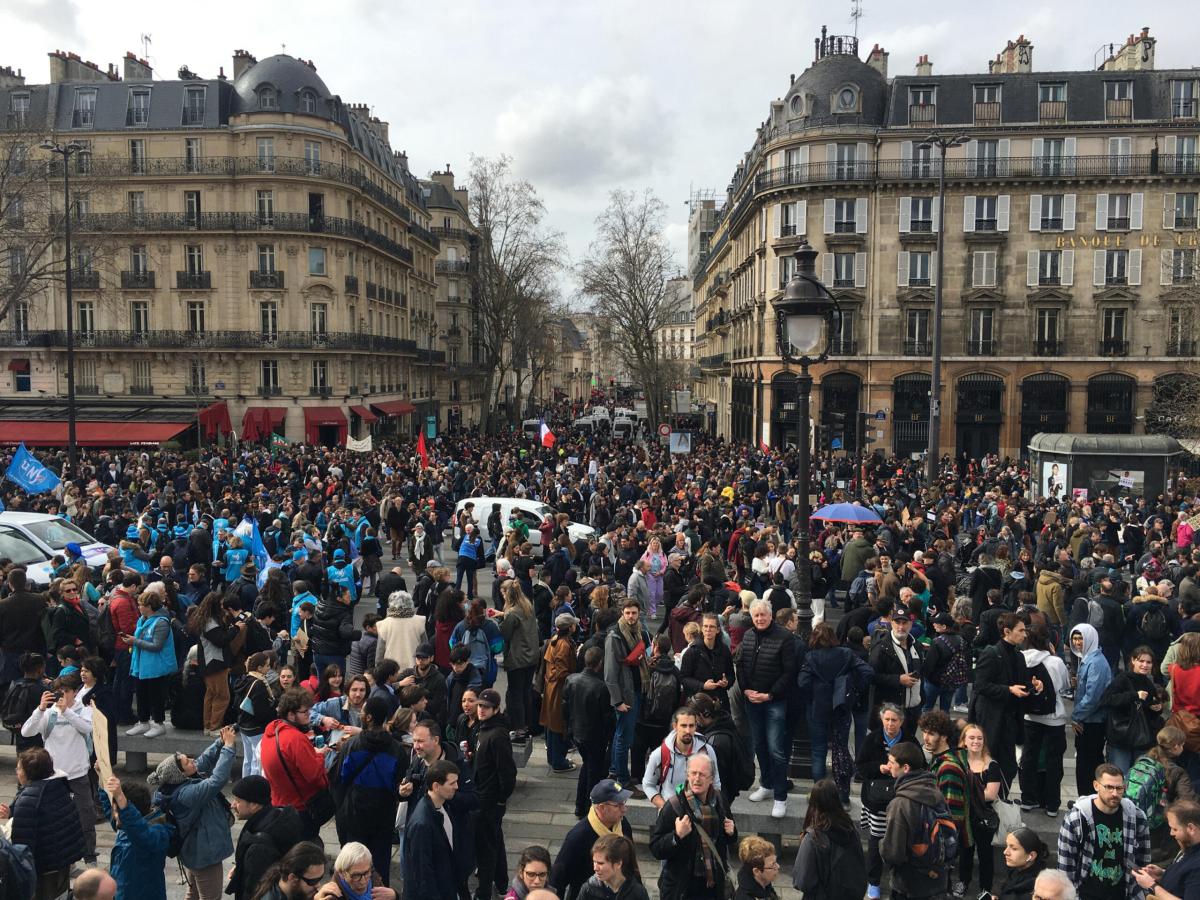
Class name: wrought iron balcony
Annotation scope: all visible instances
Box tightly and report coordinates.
[70,270,99,289]
[308,386,333,397]
[1177,216,1198,230]
[903,339,932,356]
[0,328,415,353]
[910,219,933,233]
[909,104,936,124]
[974,218,998,232]
[258,385,283,397]
[344,275,359,295]
[176,271,211,290]
[408,222,440,249]
[965,338,996,356]
[120,270,155,289]
[432,226,476,242]
[1038,274,1061,286]
[1098,338,1129,356]
[1105,275,1128,286]
[365,282,378,299]
[699,352,729,370]
[1107,216,1130,230]
[1040,217,1064,231]
[829,339,857,355]
[250,270,285,289]
[1167,339,1197,356]
[1174,99,1197,119]
[435,260,471,275]
[71,110,94,129]
[129,384,155,395]
[182,107,206,126]
[1034,339,1063,356]
[75,384,99,395]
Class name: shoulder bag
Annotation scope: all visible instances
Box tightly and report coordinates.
[272,729,336,829]
[669,790,736,900]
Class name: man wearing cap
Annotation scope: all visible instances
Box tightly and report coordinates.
[548,779,634,900]
[399,643,448,730]
[869,608,925,736]
[227,775,306,900]
[472,689,517,900]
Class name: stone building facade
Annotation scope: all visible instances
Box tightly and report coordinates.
[693,27,1200,460]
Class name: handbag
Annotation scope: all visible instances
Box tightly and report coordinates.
[1167,672,1200,752]
[272,730,336,828]
[862,777,895,812]
[1106,700,1154,752]
[977,768,1023,847]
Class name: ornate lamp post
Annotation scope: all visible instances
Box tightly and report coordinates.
[773,241,840,635]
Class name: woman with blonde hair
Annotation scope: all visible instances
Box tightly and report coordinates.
[737,834,782,900]
[498,580,539,740]
[960,723,1006,895]
[640,537,668,618]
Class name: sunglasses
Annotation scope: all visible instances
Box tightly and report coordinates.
[300,874,324,887]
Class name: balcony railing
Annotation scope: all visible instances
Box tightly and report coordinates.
[310,386,332,397]
[1039,100,1067,121]
[973,101,1002,124]
[909,104,936,124]
[1106,98,1133,120]
[974,218,998,232]
[1040,217,1064,231]
[120,270,155,289]
[1105,275,1128,286]
[250,270,285,289]
[182,107,206,126]
[1107,216,1130,230]
[965,338,996,356]
[70,270,99,289]
[344,275,359,295]
[829,339,858,355]
[1177,216,1198,230]
[258,385,283,397]
[432,226,475,242]
[435,259,471,275]
[910,219,933,233]
[1034,339,1063,356]
[71,110,94,129]
[1038,274,1061,286]
[408,222,440,249]
[1098,338,1130,356]
[903,339,932,356]
[128,384,155,395]
[176,271,211,290]
[365,281,378,299]
[76,384,99,395]
[1168,339,1198,356]
[698,352,729,369]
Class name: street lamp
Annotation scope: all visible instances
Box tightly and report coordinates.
[773,240,840,635]
[917,132,969,485]
[40,139,83,477]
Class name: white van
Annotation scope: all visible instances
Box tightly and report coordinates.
[0,512,113,585]
[522,419,541,439]
[613,417,639,440]
[452,497,594,558]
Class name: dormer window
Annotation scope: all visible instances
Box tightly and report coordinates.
[836,87,858,112]
[789,95,804,115]
[300,90,316,114]
[258,86,278,110]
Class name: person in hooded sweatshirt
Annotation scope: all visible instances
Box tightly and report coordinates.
[1020,625,1072,816]
[880,741,953,900]
[472,688,518,900]
[1070,623,1114,798]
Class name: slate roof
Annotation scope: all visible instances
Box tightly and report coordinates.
[1028,432,1184,455]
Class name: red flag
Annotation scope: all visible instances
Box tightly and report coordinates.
[416,430,429,469]
[759,439,770,454]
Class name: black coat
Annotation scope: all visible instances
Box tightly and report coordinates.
[309,597,355,657]
[0,589,48,654]
[996,861,1045,900]
[563,669,615,747]
[10,775,85,874]
[473,714,517,805]
[679,639,736,709]
[401,794,474,900]
[969,639,1031,745]
[854,727,921,813]
[734,623,796,697]
[228,805,306,900]
[648,789,737,900]
[869,634,923,711]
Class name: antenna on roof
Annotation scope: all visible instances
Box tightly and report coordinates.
[139,33,153,67]
[849,0,864,40]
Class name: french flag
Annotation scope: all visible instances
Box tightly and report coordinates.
[540,417,556,448]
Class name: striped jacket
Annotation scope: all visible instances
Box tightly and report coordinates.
[931,748,973,848]
[1057,794,1150,900]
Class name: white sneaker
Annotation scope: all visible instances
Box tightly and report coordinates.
[771,799,787,818]
[125,722,150,736]
[749,786,772,802]
[144,723,166,738]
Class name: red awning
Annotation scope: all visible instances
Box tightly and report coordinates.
[198,401,232,439]
[349,405,378,424]
[241,407,287,442]
[371,400,416,417]
[302,407,347,446]
[0,420,191,447]
[7,359,29,374]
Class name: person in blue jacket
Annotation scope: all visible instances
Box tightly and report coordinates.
[327,549,358,603]
[119,525,152,574]
[148,725,238,900]
[99,775,172,900]
[455,525,483,600]
[125,592,179,739]
[222,536,250,586]
[1069,623,1113,798]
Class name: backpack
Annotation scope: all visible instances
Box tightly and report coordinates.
[803,828,868,900]
[96,602,118,657]
[848,570,870,608]
[641,667,681,728]
[724,728,756,793]
[463,627,497,684]
[1126,755,1169,830]
[1087,598,1106,630]
[934,635,969,689]
[0,832,35,900]
[159,787,233,858]
[1025,660,1057,717]
[1,680,45,733]
[1139,605,1170,642]
[909,797,959,874]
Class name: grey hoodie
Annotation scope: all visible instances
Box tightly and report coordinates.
[880,769,951,898]
[1021,648,1071,726]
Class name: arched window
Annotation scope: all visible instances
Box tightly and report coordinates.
[1086,373,1135,434]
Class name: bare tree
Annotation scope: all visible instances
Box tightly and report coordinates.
[466,155,564,433]
[578,189,677,431]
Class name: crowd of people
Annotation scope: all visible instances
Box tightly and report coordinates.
[2,421,1200,900]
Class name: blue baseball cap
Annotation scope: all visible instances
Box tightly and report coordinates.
[174,525,189,538]
[125,525,139,539]
[292,549,308,563]
[333,549,346,561]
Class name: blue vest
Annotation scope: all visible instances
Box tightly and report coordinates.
[129,613,178,680]
[223,547,249,583]
[327,563,357,601]
[121,545,150,574]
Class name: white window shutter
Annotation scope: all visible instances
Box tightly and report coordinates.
[997,195,1011,232]
[998,138,1011,172]
[1165,193,1177,230]
[1130,192,1144,230]
[823,198,835,234]
[1029,194,1042,232]
[898,251,910,287]
[826,143,837,164]
[1094,249,1106,286]
[1062,249,1074,285]
[901,141,913,175]
[856,142,869,175]
[985,251,997,286]
[1027,250,1039,287]
[1129,248,1142,286]
[1031,138,1044,160]
[1064,194,1077,231]
[1064,137,1077,174]
[854,251,867,288]
[796,200,807,235]
[822,253,834,285]
[773,204,781,238]
[1166,135,1177,159]
[963,196,977,232]
[931,197,940,232]
[1162,248,1175,285]
[799,145,809,168]
[899,197,912,233]
[1095,193,1109,231]
[930,251,938,287]
[966,140,977,162]
[855,197,868,233]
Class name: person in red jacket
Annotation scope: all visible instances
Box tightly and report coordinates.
[104,573,141,723]
[259,687,331,840]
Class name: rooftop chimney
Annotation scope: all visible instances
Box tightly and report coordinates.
[987,34,1034,74]
[915,54,933,76]
[48,50,118,84]
[232,49,257,81]
[123,51,153,81]
[0,65,24,89]
[866,43,889,78]
[1102,27,1155,71]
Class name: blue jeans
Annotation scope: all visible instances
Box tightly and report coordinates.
[546,729,570,770]
[922,680,956,712]
[809,714,830,783]
[1107,744,1136,774]
[745,698,789,801]
[610,694,640,781]
[313,653,345,678]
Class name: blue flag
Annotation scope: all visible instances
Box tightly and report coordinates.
[246,516,269,570]
[4,443,61,494]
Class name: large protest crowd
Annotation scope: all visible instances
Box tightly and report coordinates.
[1,413,1200,900]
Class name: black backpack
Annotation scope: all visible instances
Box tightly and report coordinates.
[1,680,45,732]
[95,604,117,658]
[1139,605,1170,643]
[641,667,681,728]
[1025,660,1057,717]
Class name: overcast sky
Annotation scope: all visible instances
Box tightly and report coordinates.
[4,0,1196,299]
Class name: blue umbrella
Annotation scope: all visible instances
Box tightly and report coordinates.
[810,502,882,524]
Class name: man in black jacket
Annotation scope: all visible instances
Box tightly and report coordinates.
[309,589,356,676]
[735,598,796,818]
[472,689,517,900]
[679,613,736,710]
[400,643,448,729]
[648,754,737,900]
[970,612,1040,783]
[0,570,48,691]
[227,775,306,900]
[563,647,616,818]
[374,566,407,618]
[869,610,924,735]
[548,779,634,900]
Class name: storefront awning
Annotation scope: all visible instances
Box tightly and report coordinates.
[0,420,191,447]
[198,401,232,439]
[302,407,347,445]
[370,400,416,417]
[241,407,288,442]
[349,405,378,424]
[7,359,29,374]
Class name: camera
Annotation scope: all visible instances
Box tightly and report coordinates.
[50,691,62,702]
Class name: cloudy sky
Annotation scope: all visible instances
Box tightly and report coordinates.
[4,0,1195,293]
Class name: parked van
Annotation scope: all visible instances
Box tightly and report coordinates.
[522,419,541,438]
[452,496,594,558]
[0,512,113,586]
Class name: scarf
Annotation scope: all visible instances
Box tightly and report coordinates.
[336,875,372,900]
[618,618,651,691]
[588,805,624,838]
[686,787,719,889]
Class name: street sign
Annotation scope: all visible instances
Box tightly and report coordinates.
[875,430,884,440]
[875,409,886,420]
[831,437,843,450]
[657,423,671,437]
[215,381,226,390]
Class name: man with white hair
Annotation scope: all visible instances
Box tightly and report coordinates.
[1035,868,1078,900]
[735,598,796,819]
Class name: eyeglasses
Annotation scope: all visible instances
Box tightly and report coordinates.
[343,868,372,882]
[758,862,781,872]
[523,869,549,880]
[299,874,325,886]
